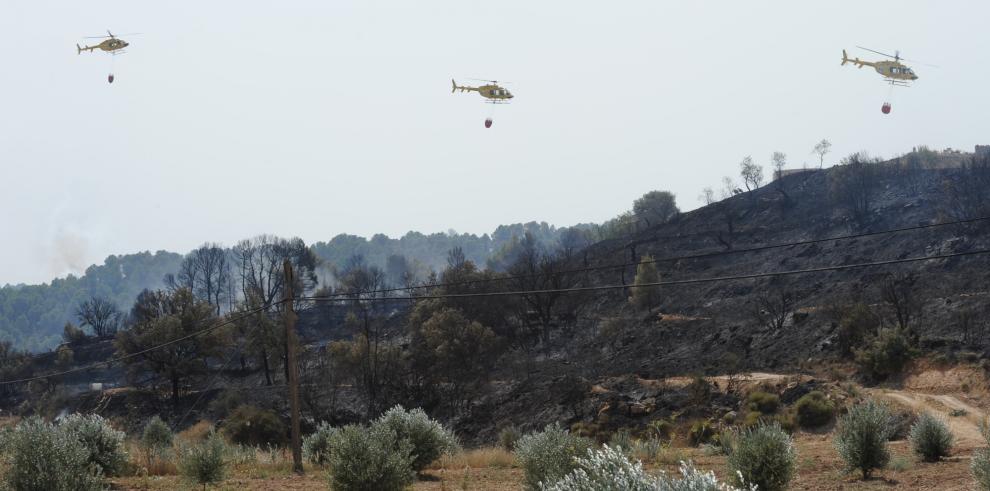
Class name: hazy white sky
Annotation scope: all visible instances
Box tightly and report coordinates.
[2,1,988,285]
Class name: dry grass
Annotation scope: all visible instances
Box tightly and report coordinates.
[430,447,517,470]
[176,419,213,444]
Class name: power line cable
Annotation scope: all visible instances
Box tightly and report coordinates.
[0,301,284,386]
[314,215,990,299]
[8,218,990,384]
[301,249,990,303]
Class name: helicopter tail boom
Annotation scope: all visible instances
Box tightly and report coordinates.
[451,79,474,94]
[841,49,873,69]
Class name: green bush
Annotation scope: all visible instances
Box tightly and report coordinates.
[2,417,103,491]
[179,431,227,489]
[855,327,917,381]
[688,420,716,446]
[302,422,337,466]
[207,389,244,418]
[746,391,781,414]
[887,404,918,441]
[774,410,798,434]
[909,412,953,462]
[794,391,836,428]
[834,399,893,479]
[741,411,765,429]
[222,405,287,447]
[59,413,128,477]
[498,425,522,451]
[141,416,174,454]
[727,422,796,491]
[374,405,460,472]
[514,422,593,490]
[608,428,634,451]
[327,424,415,491]
[646,418,676,441]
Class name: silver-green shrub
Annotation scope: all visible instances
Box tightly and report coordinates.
[834,399,893,479]
[515,422,593,490]
[179,431,227,488]
[542,445,750,491]
[302,421,337,466]
[2,417,103,491]
[327,423,415,491]
[141,415,174,453]
[971,418,990,489]
[60,412,128,477]
[374,405,459,472]
[726,422,795,491]
[909,412,953,462]
[499,425,522,451]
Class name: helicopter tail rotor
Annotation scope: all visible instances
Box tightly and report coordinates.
[841,49,848,66]
[76,43,82,55]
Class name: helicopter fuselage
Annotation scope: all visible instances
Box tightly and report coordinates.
[841,50,918,82]
[452,80,513,101]
[870,61,917,81]
[475,84,513,100]
[78,38,129,54]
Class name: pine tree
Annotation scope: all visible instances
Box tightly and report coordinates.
[629,256,661,312]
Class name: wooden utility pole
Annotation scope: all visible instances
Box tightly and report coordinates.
[282,260,304,475]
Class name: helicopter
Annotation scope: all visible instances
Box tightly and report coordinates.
[451,79,513,103]
[841,46,919,86]
[76,31,131,55]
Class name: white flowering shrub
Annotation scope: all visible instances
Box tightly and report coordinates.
[542,445,750,491]
[541,444,661,491]
[834,399,893,479]
[726,422,795,491]
[59,412,128,477]
[327,423,415,491]
[303,421,337,466]
[515,423,594,490]
[909,412,953,462]
[2,417,103,491]
[656,463,755,491]
[374,405,460,472]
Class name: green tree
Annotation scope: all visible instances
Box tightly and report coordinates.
[628,256,661,312]
[410,308,498,409]
[632,190,679,227]
[740,156,765,192]
[115,288,223,405]
[855,327,917,381]
[813,139,832,168]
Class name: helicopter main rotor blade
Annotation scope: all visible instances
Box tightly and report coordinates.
[467,78,512,84]
[900,57,939,68]
[84,32,141,39]
[856,46,898,59]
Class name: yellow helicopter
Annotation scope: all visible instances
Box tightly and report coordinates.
[452,79,513,103]
[841,47,919,86]
[77,31,131,55]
